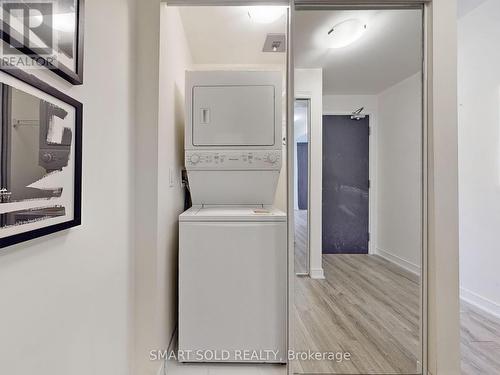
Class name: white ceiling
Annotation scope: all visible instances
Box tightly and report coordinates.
[179,6,287,65]
[178,7,423,94]
[294,9,423,94]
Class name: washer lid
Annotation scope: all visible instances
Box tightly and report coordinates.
[179,206,287,222]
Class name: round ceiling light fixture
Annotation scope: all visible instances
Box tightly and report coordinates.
[247,6,285,24]
[327,19,367,49]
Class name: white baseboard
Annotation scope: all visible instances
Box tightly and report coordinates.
[375,247,421,277]
[310,268,325,279]
[461,287,500,319]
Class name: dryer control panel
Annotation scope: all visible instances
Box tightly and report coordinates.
[185,150,281,170]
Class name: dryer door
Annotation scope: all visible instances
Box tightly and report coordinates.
[192,85,275,146]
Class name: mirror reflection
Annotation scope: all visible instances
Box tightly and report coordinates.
[293,8,423,374]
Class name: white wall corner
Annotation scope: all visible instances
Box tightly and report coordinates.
[458,0,500,334]
[375,248,421,277]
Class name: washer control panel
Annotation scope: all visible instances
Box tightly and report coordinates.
[186,150,282,170]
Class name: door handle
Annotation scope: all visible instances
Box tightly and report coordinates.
[201,108,210,124]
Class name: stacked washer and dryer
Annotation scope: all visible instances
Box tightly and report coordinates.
[179,71,287,363]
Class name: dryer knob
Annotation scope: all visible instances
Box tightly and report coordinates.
[268,154,278,163]
[42,153,53,163]
[190,154,200,164]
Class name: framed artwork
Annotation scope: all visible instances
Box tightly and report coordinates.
[0,63,82,249]
[0,0,85,85]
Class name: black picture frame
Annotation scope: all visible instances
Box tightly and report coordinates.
[0,64,82,249]
[0,0,85,85]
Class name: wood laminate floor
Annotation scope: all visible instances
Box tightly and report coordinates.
[460,301,500,375]
[169,298,500,375]
[294,210,309,274]
[293,210,500,374]
[293,254,421,375]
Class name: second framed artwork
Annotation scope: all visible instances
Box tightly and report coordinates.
[0,0,84,85]
[0,64,83,249]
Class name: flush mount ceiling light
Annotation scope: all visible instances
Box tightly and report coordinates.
[327,19,367,49]
[247,6,285,24]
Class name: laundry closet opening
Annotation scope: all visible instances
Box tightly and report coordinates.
[160,3,289,372]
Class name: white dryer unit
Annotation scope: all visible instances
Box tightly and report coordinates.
[185,71,283,205]
[179,207,287,363]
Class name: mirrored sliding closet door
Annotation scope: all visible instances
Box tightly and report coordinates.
[291,3,425,374]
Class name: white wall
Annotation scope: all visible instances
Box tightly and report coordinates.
[323,95,378,115]
[134,3,192,375]
[157,0,193,361]
[157,1,193,353]
[458,0,500,317]
[376,73,422,275]
[295,68,323,279]
[0,1,136,375]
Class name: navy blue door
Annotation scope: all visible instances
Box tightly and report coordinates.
[322,115,369,254]
[297,142,308,210]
